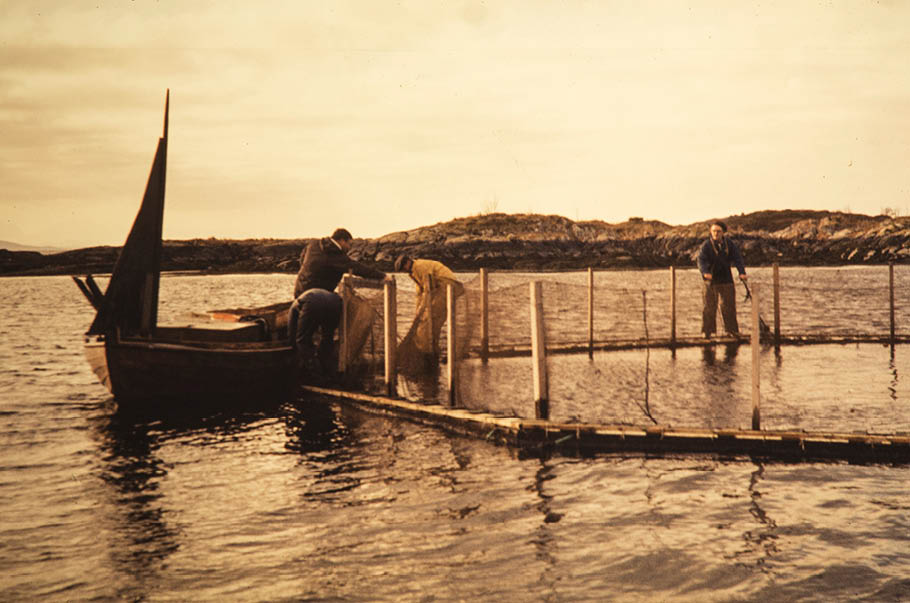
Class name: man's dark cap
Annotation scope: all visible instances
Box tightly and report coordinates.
[331,228,353,241]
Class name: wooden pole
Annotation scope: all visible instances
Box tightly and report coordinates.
[338,274,351,374]
[447,282,457,406]
[140,272,155,336]
[426,274,437,360]
[588,267,594,359]
[773,263,781,346]
[530,281,549,420]
[890,262,896,345]
[383,276,397,397]
[669,266,677,347]
[751,282,761,430]
[480,268,489,361]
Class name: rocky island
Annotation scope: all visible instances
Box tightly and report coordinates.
[2,209,908,277]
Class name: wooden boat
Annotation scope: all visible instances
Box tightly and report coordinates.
[73,91,295,403]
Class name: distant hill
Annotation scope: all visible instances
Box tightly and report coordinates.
[368,209,910,270]
[1,209,908,276]
[375,209,902,242]
[0,240,65,254]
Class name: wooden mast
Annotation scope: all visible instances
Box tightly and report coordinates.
[85,90,169,336]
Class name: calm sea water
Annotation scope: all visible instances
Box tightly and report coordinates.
[1,268,908,601]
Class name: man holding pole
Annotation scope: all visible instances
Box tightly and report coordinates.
[697,220,748,338]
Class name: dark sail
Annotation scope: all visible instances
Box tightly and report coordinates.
[87,91,168,336]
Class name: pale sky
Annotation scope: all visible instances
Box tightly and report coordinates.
[2,0,909,248]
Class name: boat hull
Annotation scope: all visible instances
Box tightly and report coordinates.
[85,336,296,404]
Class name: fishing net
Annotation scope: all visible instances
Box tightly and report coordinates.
[342,291,382,362]
[335,266,908,431]
[397,278,471,374]
[454,275,656,422]
[338,275,481,390]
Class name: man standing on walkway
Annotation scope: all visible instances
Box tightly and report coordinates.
[289,228,385,377]
[697,220,748,338]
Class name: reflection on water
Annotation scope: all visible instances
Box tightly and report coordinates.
[283,396,353,456]
[282,398,367,501]
[700,343,742,429]
[745,463,778,573]
[83,396,369,598]
[93,409,180,598]
[701,341,741,367]
[529,459,559,596]
[701,342,741,391]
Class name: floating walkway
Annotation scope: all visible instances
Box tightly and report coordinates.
[483,333,910,357]
[302,385,910,465]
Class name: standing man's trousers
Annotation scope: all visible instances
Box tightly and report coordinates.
[702,282,738,336]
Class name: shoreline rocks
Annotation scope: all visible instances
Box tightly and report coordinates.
[2,210,908,277]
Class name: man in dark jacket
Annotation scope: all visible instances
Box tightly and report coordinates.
[697,220,748,338]
[293,228,385,298]
[288,228,385,377]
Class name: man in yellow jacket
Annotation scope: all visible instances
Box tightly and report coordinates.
[394,255,464,360]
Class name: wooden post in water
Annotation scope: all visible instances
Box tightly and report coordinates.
[480,268,489,361]
[383,276,397,397]
[750,282,761,430]
[530,281,549,420]
[447,282,458,406]
[772,263,781,347]
[338,273,351,374]
[669,266,677,347]
[890,262,896,345]
[588,267,594,359]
